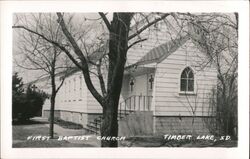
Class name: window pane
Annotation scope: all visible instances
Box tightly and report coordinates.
[181,79,187,91]
[188,79,194,91]
[181,71,187,78]
[188,70,194,78]
[181,67,194,92]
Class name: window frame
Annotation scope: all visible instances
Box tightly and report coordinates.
[73,78,76,92]
[179,66,196,95]
[79,75,83,99]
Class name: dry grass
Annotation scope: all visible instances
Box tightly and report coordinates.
[13,120,237,148]
[119,136,237,147]
[53,118,83,129]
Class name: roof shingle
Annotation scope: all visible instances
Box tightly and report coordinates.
[136,35,190,66]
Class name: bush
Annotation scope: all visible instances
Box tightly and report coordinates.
[207,73,238,139]
[12,73,48,121]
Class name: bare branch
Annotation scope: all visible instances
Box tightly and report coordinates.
[56,13,86,62]
[99,12,111,31]
[97,59,107,97]
[55,76,66,94]
[13,25,83,70]
[88,69,99,77]
[56,12,105,105]
[14,58,48,72]
[127,38,147,50]
[128,13,171,40]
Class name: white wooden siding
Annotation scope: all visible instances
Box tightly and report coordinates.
[86,73,103,113]
[43,71,88,113]
[42,68,103,114]
[154,39,217,116]
[35,78,52,111]
[42,23,217,117]
[120,75,130,103]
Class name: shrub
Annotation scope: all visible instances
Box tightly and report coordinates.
[12,73,48,121]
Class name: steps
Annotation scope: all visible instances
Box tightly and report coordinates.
[85,95,153,135]
[85,116,102,135]
[85,111,136,134]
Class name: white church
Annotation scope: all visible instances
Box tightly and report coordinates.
[40,19,217,136]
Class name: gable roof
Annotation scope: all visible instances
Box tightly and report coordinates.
[134,34,190,66]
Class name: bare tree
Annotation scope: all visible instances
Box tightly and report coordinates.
[13,12,237,146]
[13,12,172,147]
[13,13,73,138]
[178,13,238,137]
[166,13,238,137]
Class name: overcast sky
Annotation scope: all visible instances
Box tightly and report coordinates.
[13,12,237,84]
[13,13,110,83]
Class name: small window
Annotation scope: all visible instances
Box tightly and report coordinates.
[129,77,135,92]
[79,76,82,90]
[79,76,82,98]
[73,78,76,91]
[64,82,67,94]
[180,67,194,92]
[69,80,71,93]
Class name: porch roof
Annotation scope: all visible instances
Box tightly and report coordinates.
[124,66,155,76]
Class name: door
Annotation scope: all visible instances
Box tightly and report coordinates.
[135,74,147,96]
[134,75,148,110]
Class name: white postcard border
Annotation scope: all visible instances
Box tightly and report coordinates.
[1,1,249,159]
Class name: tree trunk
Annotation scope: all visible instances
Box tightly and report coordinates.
[100,68,124,147]
[99,13,133,147]
[49,94,55,138]
[100,70,123,147]
[49,72,56,139]
[101,101,119,147]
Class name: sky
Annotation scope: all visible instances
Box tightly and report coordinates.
[12,12,237,84]
[13,13,109,83]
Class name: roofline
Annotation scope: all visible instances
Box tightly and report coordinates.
[157,35,190,63]
[132,34,190,67]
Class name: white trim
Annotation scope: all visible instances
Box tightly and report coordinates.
[152,64,157,134]
[179,91,196,95]
[178,66,197,95]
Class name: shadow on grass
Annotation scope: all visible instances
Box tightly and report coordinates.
[12,119,49,125]
[53,118,83,129]
[13,122,98,147]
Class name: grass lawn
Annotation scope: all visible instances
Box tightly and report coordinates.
[119,136,237,147]
[12,121,95,148]
[13,120,237,148]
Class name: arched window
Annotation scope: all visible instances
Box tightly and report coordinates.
[180,67,194,92]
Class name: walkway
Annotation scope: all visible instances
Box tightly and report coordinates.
[32,117,100,147]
